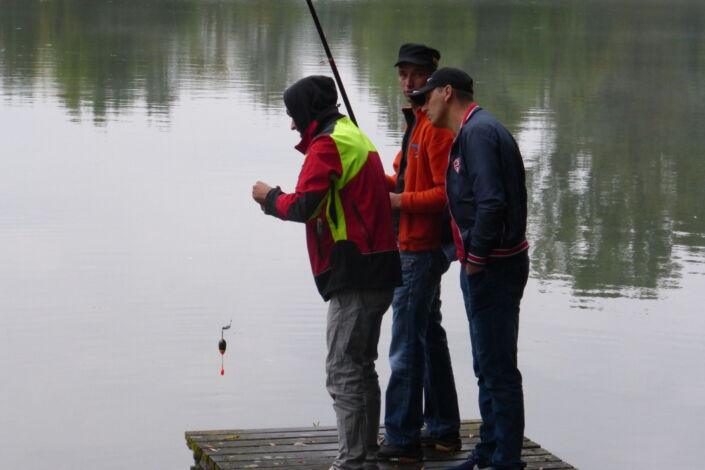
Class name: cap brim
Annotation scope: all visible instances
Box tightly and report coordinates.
[409,84,435,106]
[394,57,432,68]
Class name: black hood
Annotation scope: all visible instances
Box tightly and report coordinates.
[283,75,339,135]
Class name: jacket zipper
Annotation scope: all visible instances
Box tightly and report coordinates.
[396,109,417,193]
[447,104,480,262]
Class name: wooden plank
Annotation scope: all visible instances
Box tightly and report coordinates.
[209,448,560,465]
[186,434,538,454]
[195,449,573,470]
[187,421,482,443]
[185,424,492,453]
[213,457,573,470]
[187,426,338,436]
[188,447,567,469]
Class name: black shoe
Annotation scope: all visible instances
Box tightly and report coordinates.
[420,429,462,452]
[377,439,423,463]
[445,449,491,469]
[366,444,380,462]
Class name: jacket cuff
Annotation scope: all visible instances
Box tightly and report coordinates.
[465,252,488,266]
[263,186,283,216]
[466,243,489,265]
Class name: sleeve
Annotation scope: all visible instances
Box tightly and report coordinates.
[463,125,507,266]
[400,127,453,213]
[263,136,343,223]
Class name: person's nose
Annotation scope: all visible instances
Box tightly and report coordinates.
[290,119,297,131]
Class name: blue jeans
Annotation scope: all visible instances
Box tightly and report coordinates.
[460,252,529,470]
[384,250,460,446]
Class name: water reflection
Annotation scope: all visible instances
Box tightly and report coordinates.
[2,0,705,297]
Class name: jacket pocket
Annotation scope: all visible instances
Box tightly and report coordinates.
[351,202,373,252]
[315,216,325,259]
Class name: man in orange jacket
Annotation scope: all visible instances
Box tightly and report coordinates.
[378,44,461,464]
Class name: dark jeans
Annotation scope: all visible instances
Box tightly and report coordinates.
[459,251,529,470]
[384,250,460,446]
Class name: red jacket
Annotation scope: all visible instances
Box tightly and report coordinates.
[264,114,401,300]
[387,108,454,251]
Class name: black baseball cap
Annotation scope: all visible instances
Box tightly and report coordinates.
[394,43,441,69]
[409,67,474,106]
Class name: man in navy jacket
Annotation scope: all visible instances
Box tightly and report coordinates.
[410,68,530,470]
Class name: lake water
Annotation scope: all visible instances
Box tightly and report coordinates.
[1,1,704,468]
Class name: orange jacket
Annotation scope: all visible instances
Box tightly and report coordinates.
[386,107,454,251]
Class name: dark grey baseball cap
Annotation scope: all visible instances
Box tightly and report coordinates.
[409,67,474,105]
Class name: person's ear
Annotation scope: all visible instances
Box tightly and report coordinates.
[443,85,453,103]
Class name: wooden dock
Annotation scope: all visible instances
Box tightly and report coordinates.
[185,420,574,469]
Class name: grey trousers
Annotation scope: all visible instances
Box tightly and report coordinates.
[326,288,394,470]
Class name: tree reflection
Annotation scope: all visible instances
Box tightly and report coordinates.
[1,0,704,299]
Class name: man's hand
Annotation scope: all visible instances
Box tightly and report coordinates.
[465,263,485,275]
[252,181,273,204]
[389,192,402,210]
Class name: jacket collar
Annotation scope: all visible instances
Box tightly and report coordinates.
[402,105,430,126]
[462,102,479,125]
[294,110,343,154]
[452,102,480,144]
[295,120,319,154]
[402,106,415,126]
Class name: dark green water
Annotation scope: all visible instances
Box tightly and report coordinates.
[1,1,704,468]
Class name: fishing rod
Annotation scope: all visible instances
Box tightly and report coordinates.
[304,0,358,126]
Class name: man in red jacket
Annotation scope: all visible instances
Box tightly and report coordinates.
[378,44,461,464]
[252,75,401,470]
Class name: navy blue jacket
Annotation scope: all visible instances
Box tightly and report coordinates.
[446,105,528,266]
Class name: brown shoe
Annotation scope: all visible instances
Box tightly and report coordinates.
[420,430,462,452]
